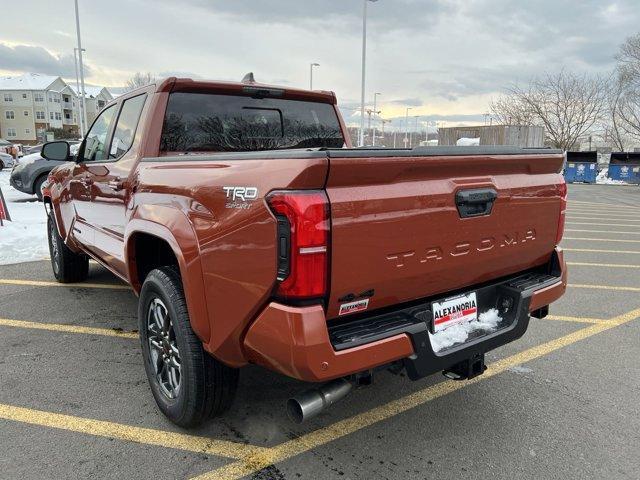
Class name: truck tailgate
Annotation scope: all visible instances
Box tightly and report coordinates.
[325,149,565,320]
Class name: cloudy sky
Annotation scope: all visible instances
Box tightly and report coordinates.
[1,0,638,129]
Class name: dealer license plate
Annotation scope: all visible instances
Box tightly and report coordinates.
[431,292,478,333]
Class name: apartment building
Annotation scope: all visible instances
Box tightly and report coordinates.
[0,73,112,145]
[71,85,113,125]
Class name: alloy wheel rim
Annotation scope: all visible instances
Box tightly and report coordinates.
[49,220,60,275]
[146,297,181,399]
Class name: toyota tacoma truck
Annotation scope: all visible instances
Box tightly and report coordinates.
[41,77,567,427]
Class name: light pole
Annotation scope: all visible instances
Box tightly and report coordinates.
[359,0,378,147]
[380,118,390,147]
[403,107,411,147]
[411,115,419,147]
[309,63,320,90]
[371,92,381,146]
[74,0,88,137]
[73,47,86,136]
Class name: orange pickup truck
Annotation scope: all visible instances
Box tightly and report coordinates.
[41,77,567,426]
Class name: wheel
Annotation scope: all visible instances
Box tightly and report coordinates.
[35,175,47,202]
[0,160,4,170]
[47,212,89,282]
[139,267,238,428]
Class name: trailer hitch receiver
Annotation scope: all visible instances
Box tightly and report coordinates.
[443,353,486,381]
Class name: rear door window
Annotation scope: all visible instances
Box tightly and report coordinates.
[160,92,344,152]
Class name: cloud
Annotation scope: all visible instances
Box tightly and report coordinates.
[176,0,452,30]
[0,43,92,78]
[389,98,424,107]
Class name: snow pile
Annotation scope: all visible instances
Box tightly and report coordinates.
[456,137,480,146]
[596,167,625,185]
[429,308,502,353]
[0,170,49,265]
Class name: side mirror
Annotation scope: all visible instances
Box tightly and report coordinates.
[41,141,71,161]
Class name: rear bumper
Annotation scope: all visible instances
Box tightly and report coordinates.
[243,247,567,383]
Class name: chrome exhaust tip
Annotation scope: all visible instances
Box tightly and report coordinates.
[287,378,353,424]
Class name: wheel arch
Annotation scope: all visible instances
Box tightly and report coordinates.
[125,211,211,343]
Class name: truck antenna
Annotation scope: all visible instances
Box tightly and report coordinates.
[242,72,256,84]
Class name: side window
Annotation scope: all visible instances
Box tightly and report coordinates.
[109,94,146,159]
[81,104,116,162]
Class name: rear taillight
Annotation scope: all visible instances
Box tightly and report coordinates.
[266,190,329,301]
[556,181,567,244]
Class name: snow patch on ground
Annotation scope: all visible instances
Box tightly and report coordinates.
[456,137,480,146]
[0,170,49,265]
[596,167,625,185]
[429,308,502,353]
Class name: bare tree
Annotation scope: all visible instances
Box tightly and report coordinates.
[489,93,536,126]
[125,72,157,91]
[613,34,640,144]
[490,71,608,150]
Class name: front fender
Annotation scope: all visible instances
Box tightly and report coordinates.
[125,205,211,344]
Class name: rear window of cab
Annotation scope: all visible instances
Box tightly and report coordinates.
[160,92,345,152]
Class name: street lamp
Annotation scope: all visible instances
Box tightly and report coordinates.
[309,63,320,90]
[73,47,86,136]
[371,92,381,146]
[359,0,378,147]
[403,107,411,147]
[74,0,87,137]
[410,115,419,147]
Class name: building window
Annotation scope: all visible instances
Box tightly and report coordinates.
[5,111,14,119]
[65,112,71,120]
[24,110,29,116]
[36,111,45,120]
[25,128,30,134]
[54,96,61,103]
[7,128,16,137]
[22,93,27,99]
[50,112,54,120]
[35,93,44,102]
[55,112,62,120]
[4,93,12,102]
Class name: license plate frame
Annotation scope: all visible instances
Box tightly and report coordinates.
[431,291,478,333]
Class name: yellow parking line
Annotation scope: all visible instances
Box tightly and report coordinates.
[193,307,640,480]
[565,229,640,236]
[566,222,640,228]
[0,404,268,460]
[563,248,640,254]
[0,279,130,290]
[567,262,640,269]
[567,212,640,219]
[566,216,640,223]
[0,318,138,339]
[563,237,640,243]
[544,315,608,324]
[569,284,640,293]
[569,200,637,209]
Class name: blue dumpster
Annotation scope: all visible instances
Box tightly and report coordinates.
[608,152,640,184]
[564,151,597,183]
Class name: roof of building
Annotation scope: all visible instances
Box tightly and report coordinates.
[70,85,113,99]
[0,73,59,91]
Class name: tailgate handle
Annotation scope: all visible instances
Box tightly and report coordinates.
[455,188,497,218]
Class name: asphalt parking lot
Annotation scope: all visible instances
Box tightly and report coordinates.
[0,184,638,480]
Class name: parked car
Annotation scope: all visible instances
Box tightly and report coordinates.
[0,151,15,170]
[42,77,568,427]
[10,142,80,200]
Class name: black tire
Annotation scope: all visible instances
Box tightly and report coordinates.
[35,175,47,202]
[47,212,89,283]
[0,160,4,170]
[139,266,238,428]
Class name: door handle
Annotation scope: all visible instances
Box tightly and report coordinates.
[107,178,124,191]
[455,188,498,218]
